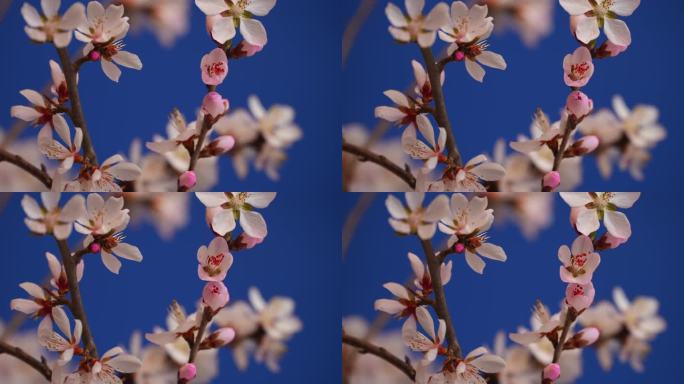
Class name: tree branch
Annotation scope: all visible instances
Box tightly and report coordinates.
[420,47,461,166]
[55,238,97,357]
[420,238,461,358]
[0,340,52,380]
[551,116,578,172]
[342,333,416,381]
[342,142,416,189]
[0,147,52,188]
[56,47,98,165]
[179,306,213,384]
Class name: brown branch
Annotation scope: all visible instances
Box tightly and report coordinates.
[341,192,376,259]
[342,0,377,67]
[551,116,579,172]
[56,47,98,165]
[342,333,416,381]
[56,239,97,357]
[552,309,576,364]
[343,142,416,189]
[0,147,52,188]
[420,47,461,166]
[420,238,461,358]
[180,116,213,191]
[0,340,52,380]
[179,306,213,384]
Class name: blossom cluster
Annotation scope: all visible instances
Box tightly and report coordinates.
[144,192,302,379]
[4,192,302,382]
[343,192,666,384]
[343,0,666,192]
[3,0,301,192]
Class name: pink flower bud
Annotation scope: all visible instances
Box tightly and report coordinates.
[90,243,101,253]
[575,135,599,154]
[542,171,561,191]
[605,41,628,57]
[215,327,236,345]
[238,41,263,57]
[209,135,236,155]
[202,92,229,118]
[566,91,593,119]
[179,363,197,381]
[239,233,264,249]
[543,363,561,381]
[603,232,628,249]
[178,171,197,190]
[576,327,600,347]
[565,282,595,312]
[202,281,229,311]
[454,51,465,61]
[454,243,465,253]
[89,51,101,61]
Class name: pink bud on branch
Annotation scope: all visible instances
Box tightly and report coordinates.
[566,91,593,119]
[178,171,197,191]
[179,363,197,381]
[542,171,561,192]
[202,281,229,311]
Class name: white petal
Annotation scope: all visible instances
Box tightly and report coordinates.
[21,3,42,27]
[22,195,43,219]
[239,210,267,238]
[101,59,121,82]
[107,354,142,373]
[604,18,631,47]
[611,0,640,16]
[610,192,640,208]
[41,0,59,18]
[576,209,600,236]
[112,243,143,262]
[470,354,506,373]
[477,243,507,261]
[101,251,122,274]
[195,192,228,207]
[559,193,592,207]
[112,51,142,70]
[246,0,276,16]
[604,210,631,239]
[240,18,267,46]
[209,209,235,236]
[385,3,408,27]
[195,0,229,14]
[559,0,593,15]
[476,51,507,70]
[245,192,276,208]
[60,3,86,29]
[384,282,410,300]
[575,16,600,44]
[465,251,485,274]
[465,59,485,82]
[211,16,237,44]
[107,162,142,181]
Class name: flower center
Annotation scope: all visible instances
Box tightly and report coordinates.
[570,62,590,80]
[572,285,585,296]
[206,62,226,78]
[208,253,225,267]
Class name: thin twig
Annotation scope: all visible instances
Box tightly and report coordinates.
[551,117,578,172]
[56,238,97,357]
[342,333,416,381]
[181,117,213,191]
[420,47,461,166]
[341,192,376,259]
[421,238,461,358]
[56,47,97,166]
[0,147,52,188]
[343,142,416,189]
[179,307,212,384]
[552,310,576,364]
[0,340,52,380]
[342,0,377,67]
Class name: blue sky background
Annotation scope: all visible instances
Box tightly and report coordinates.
[0,0,340,191]
[342,0,682,191]
[343,192,680,383]
[0,191,341,382]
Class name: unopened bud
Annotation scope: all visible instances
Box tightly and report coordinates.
[179,363,197,381]
[454,51,465,61]
[566,91,593,119]
[564,327,600,349]
[454,243,465,253]
[178,171,197,191]
[89,51,101,61]
[202,281,229,311]
[202,327,236,348]
[202,135,236,157]
[542,171,561,192]
[565,135,599,157]
[236,41,263,57]
[90,243,101,253]
[543,363,561,381]
[202,91,229,118]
